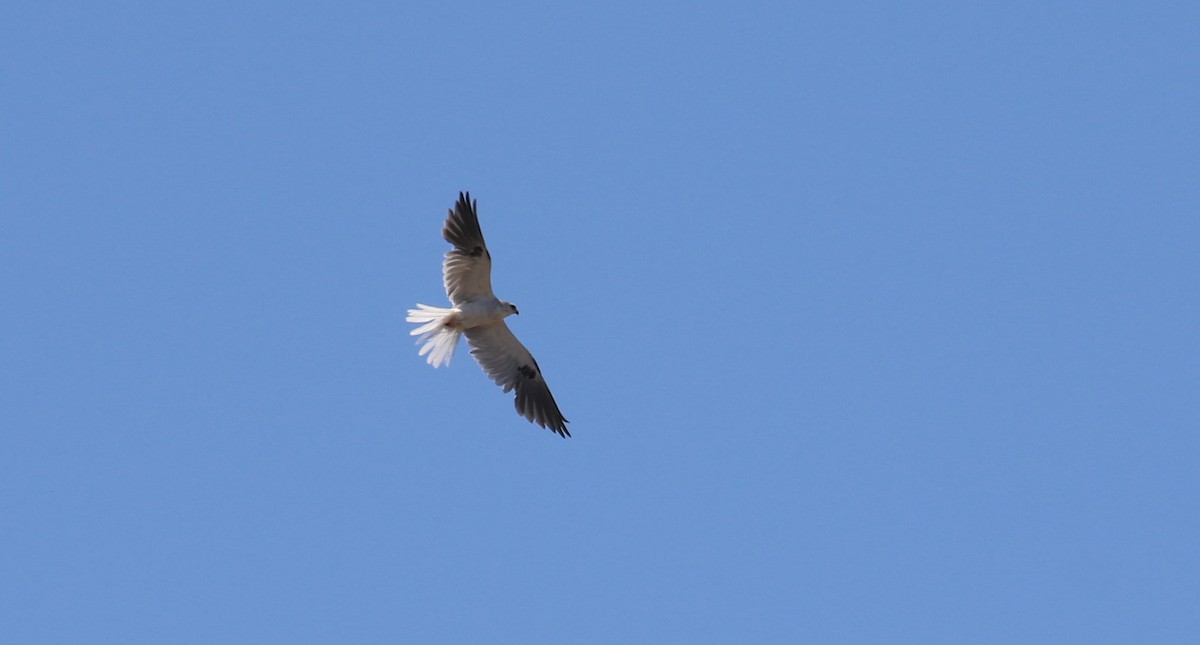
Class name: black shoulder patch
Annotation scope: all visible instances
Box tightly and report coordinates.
[517,364,537,379]
[469,245,484,257]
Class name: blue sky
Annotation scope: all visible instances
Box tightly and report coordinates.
[2,2,1197,642]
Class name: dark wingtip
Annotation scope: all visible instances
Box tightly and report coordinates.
[443,191,486,253]
[534,413,571,438]
[456,191,477,218]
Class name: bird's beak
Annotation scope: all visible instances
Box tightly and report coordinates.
[514,308,520,315]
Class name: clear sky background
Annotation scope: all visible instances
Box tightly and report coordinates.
[3,2,1197,643]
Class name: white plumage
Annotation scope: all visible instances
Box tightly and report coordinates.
[406,192,570,437]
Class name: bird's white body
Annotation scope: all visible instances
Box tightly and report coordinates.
[407,297,516,368]
[457,297,516,328]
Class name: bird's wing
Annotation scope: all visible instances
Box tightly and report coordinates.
[441,192,494,305]
[464,322,570,437]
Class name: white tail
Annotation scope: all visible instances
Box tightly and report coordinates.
[406,304,461,368]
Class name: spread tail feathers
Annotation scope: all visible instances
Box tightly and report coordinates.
[406,304,461,368]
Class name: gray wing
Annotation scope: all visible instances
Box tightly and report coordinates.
[464,322,570,437]
[441,192,494,305]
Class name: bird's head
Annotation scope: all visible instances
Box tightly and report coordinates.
[503,301,520,317]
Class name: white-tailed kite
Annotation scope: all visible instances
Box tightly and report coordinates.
[407,192,570,437]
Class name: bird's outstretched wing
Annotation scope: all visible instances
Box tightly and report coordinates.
[441,192,494,305]
[464,322,570,437]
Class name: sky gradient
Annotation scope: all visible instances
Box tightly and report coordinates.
[3,2,1198,643]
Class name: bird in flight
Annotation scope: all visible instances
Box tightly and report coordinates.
[407,192,570,437]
